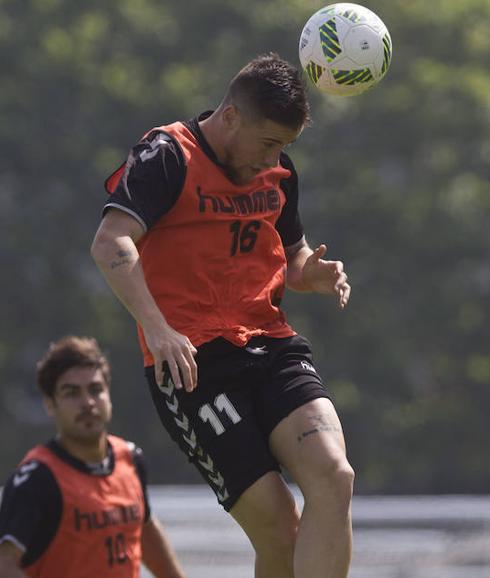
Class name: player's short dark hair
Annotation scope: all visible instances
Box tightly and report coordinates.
[224,53,310,129]
[37,336,111,398]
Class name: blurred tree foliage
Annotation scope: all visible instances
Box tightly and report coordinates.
[1,0,489,492]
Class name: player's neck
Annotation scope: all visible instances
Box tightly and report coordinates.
[199,113,226,164]
[56,432,108,464]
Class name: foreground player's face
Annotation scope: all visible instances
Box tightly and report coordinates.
[45,366,112,444]
[221,107,302,185]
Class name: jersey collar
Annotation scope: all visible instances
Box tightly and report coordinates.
[46,438,115,477]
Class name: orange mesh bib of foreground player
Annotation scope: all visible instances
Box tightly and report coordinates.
[107,121,296,366]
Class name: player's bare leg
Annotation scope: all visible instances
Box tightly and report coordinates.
[270,397,354,578]
[230,471,300,578]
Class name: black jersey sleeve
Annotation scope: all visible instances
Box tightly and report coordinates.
[276,153,305,248]
[103,130,186,232]
[0,460,62,566]
[130,445,151,523]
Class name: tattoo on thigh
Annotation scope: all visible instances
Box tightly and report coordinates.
[297,413,341,443]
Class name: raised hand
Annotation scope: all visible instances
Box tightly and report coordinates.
[302,244,351,309]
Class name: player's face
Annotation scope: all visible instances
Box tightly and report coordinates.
[221,108,302,185]
[45,366,112,444]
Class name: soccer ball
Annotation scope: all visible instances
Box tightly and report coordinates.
[299,3,392,96]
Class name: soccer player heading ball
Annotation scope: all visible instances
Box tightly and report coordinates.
[92,53,354,578]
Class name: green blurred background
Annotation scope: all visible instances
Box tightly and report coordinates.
[1,0,489,493]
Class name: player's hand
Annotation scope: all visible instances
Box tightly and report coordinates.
[143,323,198,392]
[302,244,351,309]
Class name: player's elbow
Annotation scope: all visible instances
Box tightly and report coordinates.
[90,231,102,263]
[0,542,23,575]
[90,227,112,267]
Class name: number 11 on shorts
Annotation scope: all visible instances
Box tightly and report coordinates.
[198,393,242,435]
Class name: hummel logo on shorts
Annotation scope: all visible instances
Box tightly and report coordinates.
[301,361,316,373]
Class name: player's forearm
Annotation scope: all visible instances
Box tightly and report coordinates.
[286,245,314,292]
[141,517,186,578]
[90,233,166,328]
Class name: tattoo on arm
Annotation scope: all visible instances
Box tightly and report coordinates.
[297,413,341,443]
[110,249,134,270]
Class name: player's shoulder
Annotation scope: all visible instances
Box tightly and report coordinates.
[121,439,148,480]
[278,152,299,200]
[126,441,144,458]
[108,435,145,462]
[132,129,185,167]
[2,458,57,498]
[279,151,296,172]
[121,129,187,198]
[125,441,146,468]
[279,152,299,186]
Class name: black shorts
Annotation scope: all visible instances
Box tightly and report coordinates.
[145,334,330,511]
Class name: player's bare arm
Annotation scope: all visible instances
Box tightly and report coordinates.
[285,238,351,309]
[0,541,26,578]
[141,516,186,578]
[91,209,197,391]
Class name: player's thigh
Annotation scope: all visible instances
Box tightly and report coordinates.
[269,397,351,492]
[230,471,300,547]
[257,334,331,439]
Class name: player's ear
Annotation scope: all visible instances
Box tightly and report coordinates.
[222,104,240,130]
[43,395,56,417]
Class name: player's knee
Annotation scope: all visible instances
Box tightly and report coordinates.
[333,462,355,504]
[307,458,355,511]
[332,457,354,492]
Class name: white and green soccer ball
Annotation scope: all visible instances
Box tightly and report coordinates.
[299,3,392,96]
